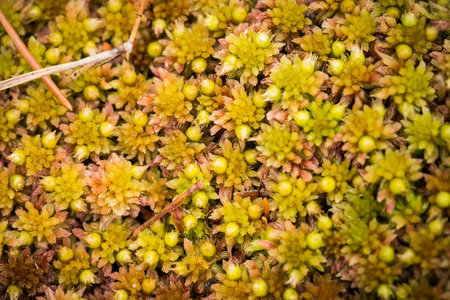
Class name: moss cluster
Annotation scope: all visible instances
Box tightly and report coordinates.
[0,0,449,299]
[85,153,144,217]
[216,25,282,85]
[49,0,100,59]
[164,21,216,72]
[43,162,86,211]
[268,55,328,112]
[12,202,69,245]
[334,6,378,51]
[264,0,311,40]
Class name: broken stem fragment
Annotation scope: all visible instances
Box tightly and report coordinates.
[0,0,149,103]
[0,46,125,91]
[129,0,149,44]
[0,7,73,111]
[131,180,204,238]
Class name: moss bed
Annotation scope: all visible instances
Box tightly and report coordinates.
[0,0,450,299]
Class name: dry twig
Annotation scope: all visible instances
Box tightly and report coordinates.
[129,0,149,45]
[132,180,204,238]
[0,46,126,91]
[0,0,150,107]
[0,7,73,111]
[234,189,271,199]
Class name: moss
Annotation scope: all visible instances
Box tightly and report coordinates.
[152,0,190,22]
[211,271,255,300]
[330,57,375,101]
[85,153,144,217]
[108,62,152,110]
[269,55,328,112]
[25,85,67,131]
[0,107,18,151]
[22,135,58,176]
[270,175,318,221]
[320,159,357,203]
[318,0,345,11]
[53,245,93,286]
[212,196,262,245]
[138,69,194,126]
[85,218,136,267]
[12,202,69,245]
[68,64,112,93]
[364,149,423,185]
[109,265,147,300]
[0,248,54,297]
[391,193,428,229]
[404,227,450,274]
[431,40,450,90]
[198,0,248,38]
[153,275,191,300]
[300,101,342,147]
[98,0,135,46]
[1,0,450,298]
[143,171,171,213]
[341,104,400,164]
[335,7,378,51]
[0,221,7,253]
[159,130,205,171]
[0,0,25,36]
[115,111,159,164]
[363,149,422,206]
[386,17,431,57]
[42,286,85,299]
[0,166,15,216]
[44,162,86,211]
[264,222,326,279]
[256,122,313,176]
[294,29,332,62]
[348,249,402,293]
[33,0,66,18]
[190,0,228,15]
[373,60,435,108]
[303,273,348,300]
[195,76,229,113]
[215,140,258,191]
[400,278,446,300]
[216,25,283,85]
[0,38,47,79]
[341,219,394,259]
[244,255,288,299]
[340,187,383,224]
[264,0,311,40]
[181,239,212,285]
[164,21,216,71]
[129,228,180,273]
[20,37,47,73]
[0,47,19,81]
[402,108,444,163]
[210,81,265,131]
[425,165,450,194]
[49,0,99,59]
[377,0,407,7]
[167,164,217,201]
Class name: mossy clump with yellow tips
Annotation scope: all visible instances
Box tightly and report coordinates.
[0,0,449,299]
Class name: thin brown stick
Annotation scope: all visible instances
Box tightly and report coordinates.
[129,0,149,44]
[132,180,204,238]
[0,47,123,90]
[126,0,148,60]
[59,62,97,88]
[234,189,271,199]
[59,49,122,88]
[0,7,73,111]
